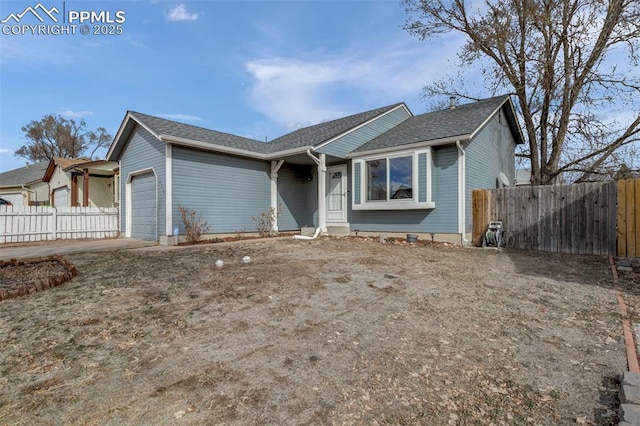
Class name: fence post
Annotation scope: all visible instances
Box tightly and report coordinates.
[636,179,640,257]
[52,207,57,240]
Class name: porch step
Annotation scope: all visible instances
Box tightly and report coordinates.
[326,226,350,236]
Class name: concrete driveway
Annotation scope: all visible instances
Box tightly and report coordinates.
[0,238,157,260]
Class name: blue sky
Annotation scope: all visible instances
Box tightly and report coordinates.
[0,0,462,173]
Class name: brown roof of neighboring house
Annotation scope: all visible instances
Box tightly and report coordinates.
[43,157,90,182]
[55,157,90,169]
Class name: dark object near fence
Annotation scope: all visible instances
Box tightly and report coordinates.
[482,221,504,248]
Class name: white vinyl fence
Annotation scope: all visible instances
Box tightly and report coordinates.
[0,206,119,243]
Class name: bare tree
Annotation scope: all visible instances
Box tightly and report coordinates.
[403,0,640,184]
[15,114,112,163]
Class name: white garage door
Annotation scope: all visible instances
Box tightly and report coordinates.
[53,187,68,207]
[0,193,23,206]
[130,173,157,241]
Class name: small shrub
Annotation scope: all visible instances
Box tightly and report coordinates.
[178,206,210,244]
[252,205,282,238]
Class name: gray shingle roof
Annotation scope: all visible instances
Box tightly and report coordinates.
[122,97,518,160]
[129,112,271,154]
[268,103,405,151]
[128,104,405,156]
[353,95,513,153]
[0,161,48,187]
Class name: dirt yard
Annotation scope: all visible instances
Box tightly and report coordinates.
[0,237,632,425]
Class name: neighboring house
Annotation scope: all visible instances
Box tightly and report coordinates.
[43,157,119,207]
[514,169,565,186]
[515,169,531,186]
[0,161,49,206]
[107,95,524,245]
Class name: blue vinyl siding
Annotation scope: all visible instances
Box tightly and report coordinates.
[172,153,315,233]
[347,146,458,233]
[120,126,166,239]
[430,146,459,231]
[316,107,410,158]
[300,170,319,227]
[464,112,516,232]
[276,164,315,230]
[172,147,270,234]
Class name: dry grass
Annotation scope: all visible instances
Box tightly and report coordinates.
[0,238,627,425]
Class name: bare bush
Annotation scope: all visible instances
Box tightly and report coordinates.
[178,206,210,244]
[252,205,282,238]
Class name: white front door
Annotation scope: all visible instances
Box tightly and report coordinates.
[326,165,348,223]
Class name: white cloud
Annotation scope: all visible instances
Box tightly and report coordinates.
[0,148,14,155]
[244,36,463,128]
[245,58,362,128]
[60,110,93,118]
[166,4,199,22]
[156,113,202,122]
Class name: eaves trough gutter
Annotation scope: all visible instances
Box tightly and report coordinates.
[346,134,472,159]
[159,134,313,161]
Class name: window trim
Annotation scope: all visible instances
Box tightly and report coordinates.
[352,148,435,211]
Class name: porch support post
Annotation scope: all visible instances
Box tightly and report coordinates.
[70,172,78,207]
[306,150,327,233]
[270,160,284,233]
[82,168,89,207]
[318,153,327,233]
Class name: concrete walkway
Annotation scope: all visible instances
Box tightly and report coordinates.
[0,238,158,259]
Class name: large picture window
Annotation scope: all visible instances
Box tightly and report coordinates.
[353,149,434,210]
[366,156,413,202]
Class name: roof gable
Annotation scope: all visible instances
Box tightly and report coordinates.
[268,103,407,152]
[107,112,270,161]
[131,112,270,153]
[43,157,90,182]
[352,95,523,155]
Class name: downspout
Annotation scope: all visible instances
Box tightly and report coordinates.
[166,144,173,239]
[306,149,327,233]
[293,227,321,240]
[270,160,284,233]
[456,140,469,246]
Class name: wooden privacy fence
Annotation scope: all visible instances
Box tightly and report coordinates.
[0,206,119,244]
[618,179,640,258]
[472,179,639,256]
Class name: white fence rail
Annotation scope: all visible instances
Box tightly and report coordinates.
[0,206,119,243]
